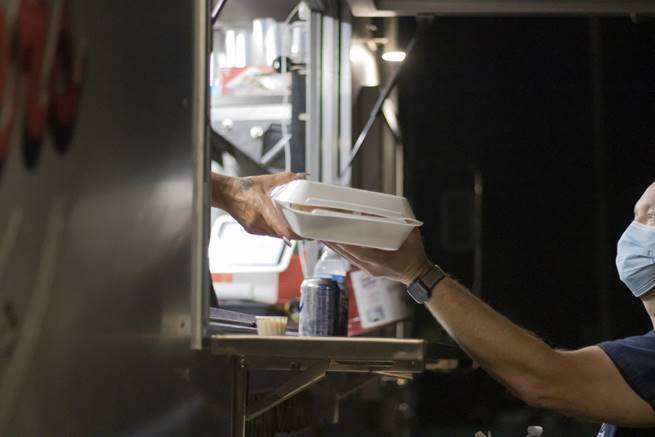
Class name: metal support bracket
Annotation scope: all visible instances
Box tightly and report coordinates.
[331,375,379,424]
[245,361,329,422]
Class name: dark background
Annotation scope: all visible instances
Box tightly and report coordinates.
[396,16,655,434]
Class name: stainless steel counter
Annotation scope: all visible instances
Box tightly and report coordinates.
[210,334,463,433]
[211,334,460,373]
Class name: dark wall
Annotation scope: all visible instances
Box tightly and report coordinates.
[603,18,655,338]
[398,16,655,431]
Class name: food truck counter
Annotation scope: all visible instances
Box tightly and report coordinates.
[209,332,463,434]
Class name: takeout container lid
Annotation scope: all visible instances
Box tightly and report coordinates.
[272,180,422,250]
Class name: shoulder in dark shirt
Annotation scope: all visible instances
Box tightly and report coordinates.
[598,330,655,410]
[596,330,655,436]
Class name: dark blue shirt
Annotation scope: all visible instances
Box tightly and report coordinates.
[596,330,655,436]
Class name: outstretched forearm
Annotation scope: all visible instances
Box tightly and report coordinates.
[425,277,655,426]
[426,278,562,403]
[329,227,655,426]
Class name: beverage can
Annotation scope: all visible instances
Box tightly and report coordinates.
[299,277,348,336]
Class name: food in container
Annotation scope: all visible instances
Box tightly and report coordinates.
[271,180,422,250]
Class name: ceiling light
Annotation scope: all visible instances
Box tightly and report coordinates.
[381,51,406,63]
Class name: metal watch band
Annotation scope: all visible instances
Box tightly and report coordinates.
[407,264,447,304]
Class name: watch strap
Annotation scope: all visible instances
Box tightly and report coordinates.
[421,265,447,291]
[407,265,447,304]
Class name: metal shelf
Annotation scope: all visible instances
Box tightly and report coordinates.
[210,334,463,429]
[211,334,463,373]
[212,334,438,372]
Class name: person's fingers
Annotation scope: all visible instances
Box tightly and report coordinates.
[336,243,379,262]
[326,242,355,260]
[326,242,368,271]
[406,228,425,247]
[266,208,292,239]
[268,171,304,187]
[334,243,359,254]
[330,246,362,268]
[325,242,348,257]
[245,226,266,237]
[266,201,302,240]
[325,242,348,259]
[283,228,303,240]
[274,222,301,240]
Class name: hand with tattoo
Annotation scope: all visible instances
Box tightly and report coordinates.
[211,172,305,241]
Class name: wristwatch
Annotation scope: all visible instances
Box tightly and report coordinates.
[407,264,447,304]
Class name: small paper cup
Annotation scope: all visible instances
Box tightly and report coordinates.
[255,316,288,336]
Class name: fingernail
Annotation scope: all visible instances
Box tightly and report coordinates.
[283,237,292,247]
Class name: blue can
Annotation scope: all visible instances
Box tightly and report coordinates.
[299,277,348,336]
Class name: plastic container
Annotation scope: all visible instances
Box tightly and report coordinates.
[255,316,288,336]
[272,180,422,250]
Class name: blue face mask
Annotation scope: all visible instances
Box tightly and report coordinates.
[616,221,655,297]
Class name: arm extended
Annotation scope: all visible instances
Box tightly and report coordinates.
[329,231,655,427]
[426,276,655,427]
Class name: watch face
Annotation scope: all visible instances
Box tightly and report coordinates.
[408,282,429,304]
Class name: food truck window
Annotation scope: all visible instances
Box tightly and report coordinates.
[208,1,310,311]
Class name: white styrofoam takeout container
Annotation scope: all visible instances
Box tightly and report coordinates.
[271,180,422,250]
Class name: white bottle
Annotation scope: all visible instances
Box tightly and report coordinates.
[314,248,349,282]
[526,426,543,437]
